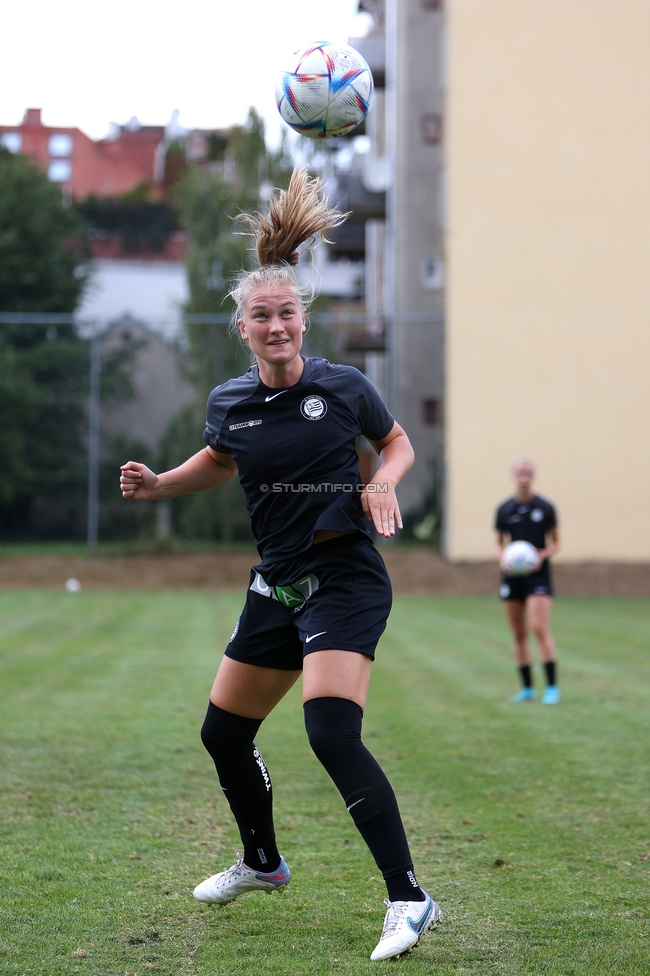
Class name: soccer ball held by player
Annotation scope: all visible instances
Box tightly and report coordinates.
[495,457,561,704]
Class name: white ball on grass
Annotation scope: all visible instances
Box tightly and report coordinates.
[65,578,82,593]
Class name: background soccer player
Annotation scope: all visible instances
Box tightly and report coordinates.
[495,457,561,704]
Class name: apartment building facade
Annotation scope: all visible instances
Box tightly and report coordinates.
[356,0,650,560]
[444,0,650,560]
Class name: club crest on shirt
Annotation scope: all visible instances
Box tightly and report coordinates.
[300,395,327,421]
[530,508,544,522]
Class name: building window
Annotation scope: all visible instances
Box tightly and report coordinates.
[422,399,443,426]
[421,112,442,145]
[0,132,22,153]
[49,133,73,157]
[47,160,72,183]
[422,256,444,290]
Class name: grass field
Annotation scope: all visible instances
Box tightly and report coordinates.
[0,590,648,975]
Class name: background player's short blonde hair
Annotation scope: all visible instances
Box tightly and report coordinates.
[511,456,536,474]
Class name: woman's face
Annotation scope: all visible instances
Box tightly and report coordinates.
[239,284,306,371]
[512,461,534,492]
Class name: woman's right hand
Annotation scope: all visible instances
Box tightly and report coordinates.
[120,461,158,501]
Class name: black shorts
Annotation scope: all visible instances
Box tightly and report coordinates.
[499,562,553,602]
[225,533,393,670]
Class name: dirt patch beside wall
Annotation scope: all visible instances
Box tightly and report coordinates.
[1,549,649,596]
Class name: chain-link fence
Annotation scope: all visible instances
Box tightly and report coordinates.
[0,311,441,547]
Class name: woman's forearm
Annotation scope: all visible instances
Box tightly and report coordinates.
[360,425,414,537]
[538,542,559,560]
[538,529,560,561]
[372,431,415,489]
[153,449,236,498]
[121,448,237,502]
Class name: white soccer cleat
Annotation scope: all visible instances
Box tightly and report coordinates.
[370,892,441,961]
[193,855,290,905]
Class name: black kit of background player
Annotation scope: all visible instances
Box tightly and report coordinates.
[495,458,561,704]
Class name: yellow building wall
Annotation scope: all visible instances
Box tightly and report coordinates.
[445,0,650,560]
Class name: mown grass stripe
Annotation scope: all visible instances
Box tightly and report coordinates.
[0,591,647,975]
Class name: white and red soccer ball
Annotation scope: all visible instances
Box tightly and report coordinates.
[276,42,373,139]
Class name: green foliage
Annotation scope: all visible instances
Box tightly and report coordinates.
[162,139,188,194]
[97,435,159,542]
[0,148,94,536]
[0,324,88,505]
[0,324,138,540]
[0,147,88,312]
[402,456,443,545]
[158,404,253,543]
[174,107,294,396]
[76,181,178,254]
[0,592,648,974]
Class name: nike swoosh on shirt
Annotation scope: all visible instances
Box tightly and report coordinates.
[305,631,327,643]
[265,390,288,401]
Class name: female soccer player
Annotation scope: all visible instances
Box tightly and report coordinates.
[495,457,561,704]
[120,170,440,961]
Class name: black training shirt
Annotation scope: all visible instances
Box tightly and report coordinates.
[203,357,394,565]
[495,494,557,567]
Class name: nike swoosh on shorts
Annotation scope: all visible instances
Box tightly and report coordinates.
[305,631,327,643]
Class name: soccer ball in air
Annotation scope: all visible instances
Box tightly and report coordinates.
[502,541,539,577]
[276,42,373,139]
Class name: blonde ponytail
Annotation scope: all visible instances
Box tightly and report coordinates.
[236,167,348,268]
[228,168,349,343]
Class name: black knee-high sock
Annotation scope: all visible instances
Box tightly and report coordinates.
[519,664,533,689]
[304,696,425,903]
[200,701,279,872]
[544,660,557,686]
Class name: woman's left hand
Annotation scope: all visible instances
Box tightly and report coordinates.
[361,480,403,537]
[363,422,413,537]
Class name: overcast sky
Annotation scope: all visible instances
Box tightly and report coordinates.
[0,0,372,144]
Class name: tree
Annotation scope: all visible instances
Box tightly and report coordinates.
[0,147,88,312]
[76,181,178,255]
[0,148,132,539]
[0,320,102,538]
